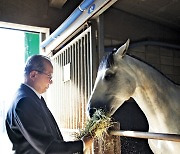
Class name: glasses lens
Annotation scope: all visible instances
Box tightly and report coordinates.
[36,70,52,80]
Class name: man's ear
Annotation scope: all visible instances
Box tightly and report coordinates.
[29,71,38,79]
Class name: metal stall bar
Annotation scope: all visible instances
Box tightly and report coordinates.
[110,130,180,142]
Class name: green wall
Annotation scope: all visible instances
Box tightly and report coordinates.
[25,32,39,61]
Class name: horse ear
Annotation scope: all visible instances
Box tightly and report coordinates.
[114,39,130,58]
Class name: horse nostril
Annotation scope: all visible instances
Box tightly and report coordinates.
[89,108,96,117]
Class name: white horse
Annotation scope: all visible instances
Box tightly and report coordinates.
[87,40,180,154]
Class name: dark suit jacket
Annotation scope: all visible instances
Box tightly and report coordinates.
[6,84,83,154]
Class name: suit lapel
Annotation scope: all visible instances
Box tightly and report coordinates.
[40,97,64,141]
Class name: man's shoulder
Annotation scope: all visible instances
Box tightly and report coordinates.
[11,84,39,108]
[16,84,37,100]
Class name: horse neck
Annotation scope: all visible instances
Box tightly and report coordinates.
[126,56,180,132]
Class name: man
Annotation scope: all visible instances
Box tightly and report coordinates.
[6,55,93,154]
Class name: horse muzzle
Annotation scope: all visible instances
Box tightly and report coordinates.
[87,101,111,118]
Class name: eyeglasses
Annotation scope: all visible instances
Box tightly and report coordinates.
[35,70,53,81]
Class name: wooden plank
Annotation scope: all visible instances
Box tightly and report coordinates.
[94,123,121,154]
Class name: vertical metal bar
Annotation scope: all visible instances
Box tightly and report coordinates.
[78,39,81,128]
[65,49,68,129]
[83,34,87,124]
[75,41,78,129]
[62,52,65,128]
[58,55,61,123]
[80,36,84,127]
[79,39,82,128]
[97,14,105,61]
[87,31,92,97]
[71,44,74,129]
[69,46,72,129]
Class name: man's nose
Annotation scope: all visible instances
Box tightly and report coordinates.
[49,80,53,84]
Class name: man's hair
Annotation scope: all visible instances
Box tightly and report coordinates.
[24,55,52,76]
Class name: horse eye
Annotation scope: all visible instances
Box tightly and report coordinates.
[104,73,114,81]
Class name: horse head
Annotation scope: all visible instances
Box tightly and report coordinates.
[87,39,180,154]
[88,39,136,117]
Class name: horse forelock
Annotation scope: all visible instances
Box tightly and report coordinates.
[98,52,115,71]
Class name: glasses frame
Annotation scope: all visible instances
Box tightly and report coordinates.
[35,70,53,81]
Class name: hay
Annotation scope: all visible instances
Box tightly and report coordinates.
[73,109,114,140]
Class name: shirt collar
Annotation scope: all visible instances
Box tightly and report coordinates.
[23,83,41,99]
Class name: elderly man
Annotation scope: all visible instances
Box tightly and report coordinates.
[6,55,93,154]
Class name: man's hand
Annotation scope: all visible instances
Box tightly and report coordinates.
[81,134,93,150]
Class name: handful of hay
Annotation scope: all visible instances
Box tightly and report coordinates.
[74,109,114,140]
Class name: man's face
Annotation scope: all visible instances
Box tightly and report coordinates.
[34,62,53,94]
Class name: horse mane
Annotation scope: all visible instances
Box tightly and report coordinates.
[99,50,179,85]
[128,54,180,85]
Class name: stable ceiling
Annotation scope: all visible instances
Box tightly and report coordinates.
[49,0,68,8]
[113,0,180,31]
[53,0,180,31]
